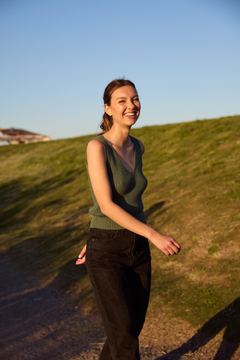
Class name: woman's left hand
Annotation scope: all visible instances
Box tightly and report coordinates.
[150,231,181,256]
[76,245,87,265]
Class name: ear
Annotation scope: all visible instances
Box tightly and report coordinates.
[104,104,112,116]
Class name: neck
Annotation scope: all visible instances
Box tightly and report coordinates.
[103,125,131,148]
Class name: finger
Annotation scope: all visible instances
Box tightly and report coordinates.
[172,247,180,255]
[171,241,181,253]
[78,254,85,260]
[77,253,86,261]
[174,241,181,250]
[76,256,86,265]
[168,247,175,256]
[163,248,171,256]
[166,245,179,256]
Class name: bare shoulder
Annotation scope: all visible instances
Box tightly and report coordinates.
[87,138,105,150]
[87,138,107,161]
[137,139,145,155]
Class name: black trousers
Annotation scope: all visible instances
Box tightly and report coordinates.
[85,228,151,360]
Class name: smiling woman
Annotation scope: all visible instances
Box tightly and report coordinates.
[99,79,140,134]
[76,79,181,360]
[104,84,140,128]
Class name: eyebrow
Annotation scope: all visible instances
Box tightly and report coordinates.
[116,95,139,100]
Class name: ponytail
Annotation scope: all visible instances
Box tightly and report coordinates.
[99,113,113,135]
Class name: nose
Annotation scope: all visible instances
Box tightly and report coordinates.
[127,99,136,109]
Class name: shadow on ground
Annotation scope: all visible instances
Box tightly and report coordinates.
[145,201,166,219]
[0,253,103,360]
[155,297,240,360]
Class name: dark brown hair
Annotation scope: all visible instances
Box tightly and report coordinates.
[99,79,137,134]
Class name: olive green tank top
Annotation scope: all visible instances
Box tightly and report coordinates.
[87,135,148,230]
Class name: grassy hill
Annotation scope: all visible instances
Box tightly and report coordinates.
[1,115,240,341]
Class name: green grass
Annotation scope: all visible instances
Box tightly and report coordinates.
[1,115,240,339]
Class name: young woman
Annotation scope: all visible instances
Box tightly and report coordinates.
[76,79,181,360]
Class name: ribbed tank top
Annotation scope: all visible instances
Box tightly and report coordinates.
[87,135,148,230]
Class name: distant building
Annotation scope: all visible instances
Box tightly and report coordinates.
[0,128,51,144]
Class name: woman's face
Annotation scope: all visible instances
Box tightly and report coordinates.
[105,85,140,128]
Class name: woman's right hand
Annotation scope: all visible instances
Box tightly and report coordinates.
[76,245,87,265]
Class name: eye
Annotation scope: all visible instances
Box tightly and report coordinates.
[118,100,125,103]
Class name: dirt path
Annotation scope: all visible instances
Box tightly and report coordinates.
[0,253,239,360]
[0,253,105,360]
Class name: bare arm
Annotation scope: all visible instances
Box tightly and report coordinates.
[76,139,180,265]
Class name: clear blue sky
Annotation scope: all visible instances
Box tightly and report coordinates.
[0,0,239,140]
